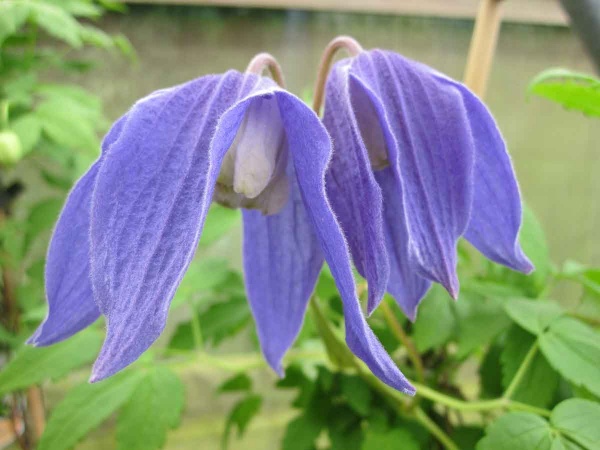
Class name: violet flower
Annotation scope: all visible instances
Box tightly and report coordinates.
[320,42,533,320]
[29,59,414,394]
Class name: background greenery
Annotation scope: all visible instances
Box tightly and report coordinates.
[1,1,599,450]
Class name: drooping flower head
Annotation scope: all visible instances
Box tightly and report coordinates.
[317,37,533,320]
[29,54,415,394]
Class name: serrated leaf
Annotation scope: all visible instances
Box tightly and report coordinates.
[501,325,558,407]
[222,394,262,449]
[218,373,252,393]
[116,367,185,450]
[38,370,144,450]
[551,399,600,449]
[529,68,600,117]
[282,412,323,450]
[362,428,419,450]
[412,285,456,351]
[477,413,555,450]
[28,2,83,48]
[539,317,600,397]
[340,375,372,416]
[0,330,102,394]
[504,298,563,335]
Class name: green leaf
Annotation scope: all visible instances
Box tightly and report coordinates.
[412,285,456,351]
[340,375,372,416]
[28,2,83,48]
[222,394,262,449]
[504,298,563,335]
[539,317,600,397]
[38,370,144,450]
[362,428,419,450]
[501,325,558,407]
[23,197,63,254]
[479,344,504,398]
[10,114,42,155]
[199,294,252,346]
[477,412,555,450]
[551,398,600,449]
[455,294,510,358]
[116,367,185,450]
[199,204,240,247]
[170,259,230,309]
[518,205,551,295]
[529,68,600,117]
[0,1,30,46]
[0,330,102,395]
[218,373,252,393]
[282,412,323,450]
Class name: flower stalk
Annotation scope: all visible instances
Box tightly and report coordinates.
[245,52,286,87]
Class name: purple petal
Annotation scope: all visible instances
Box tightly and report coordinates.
[275,92,415,395]
[89,72,266,381]
[242,171,323,376]
[455,88,533,273]
[349,50,475,298]
[323,62,390,314]
[375,168,432,321]
[28,116,128,346]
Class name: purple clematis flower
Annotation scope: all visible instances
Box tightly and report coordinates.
[29,69,415,394]
[323,49,533,320]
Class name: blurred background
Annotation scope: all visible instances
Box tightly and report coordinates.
[1,1,599,450]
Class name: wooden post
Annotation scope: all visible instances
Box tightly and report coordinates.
[463,0,505,97]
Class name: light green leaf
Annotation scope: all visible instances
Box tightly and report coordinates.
[199,295,251,346]
[362,428,419,450]
[199,204,240,247]
[170,259,230,309]
[504,298,563,335]
[116,367,185,450]
[340,375,372,416]
[23,197,63,254]
[28,2,83,48]
[38,370,144,450]
[551,399,600,449]
[0,330,102,395]
[222,394,262,449]
[11,114,42,155]
[500,325,558,407]
[539,317,600,397]
[477,413,554,450]
[0,2,31,46]
[519,205,551,295]
[412,285,456,352]
[529,68,600,117]
[79,24,114,49]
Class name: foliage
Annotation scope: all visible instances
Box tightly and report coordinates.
[0,10,599,450]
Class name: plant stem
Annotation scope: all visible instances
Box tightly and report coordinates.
[503,342,538,400]
[245,53,286,88]
[414,407,460,450]
[380,301,425,382]
[188,298,204,351]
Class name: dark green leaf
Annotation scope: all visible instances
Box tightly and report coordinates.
[282,412,322,450]
[199,295,252,346]
[504,298,563,335]
[479,344,504,398]
[218,373,252,393]
[529,68,600,117]
[362,428,419,450]
[412,285,456,352]
[222,394,262,449]
[38,371,144,450]
[551,398,600,449]
[501,325,558,407]
[539,317,600,397]
[116,367,185,450]
[340,375,372,416]
[477,412,554,450]
[0,330,102,394]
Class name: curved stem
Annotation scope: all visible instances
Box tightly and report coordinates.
[503,341,538,400]
[380,301,425,383]
[312,35,363,114]
[245,52,286,88]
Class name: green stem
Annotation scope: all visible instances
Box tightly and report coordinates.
[414,407,460,450]
[503,342,538,400]
[1,101,8,129]
[188,298,204,351]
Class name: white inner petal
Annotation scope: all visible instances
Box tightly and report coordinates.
[229,96,285,199]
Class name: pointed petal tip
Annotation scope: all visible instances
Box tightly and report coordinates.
[403,383,417,397]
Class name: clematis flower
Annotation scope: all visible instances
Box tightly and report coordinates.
[320,40,533,320]
[28,57,415,394]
